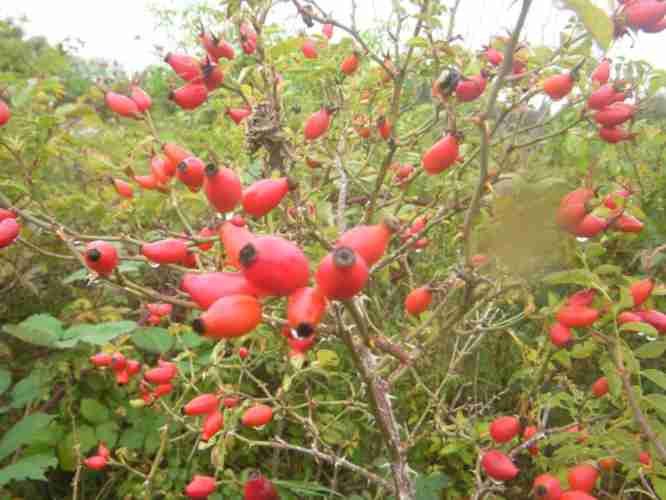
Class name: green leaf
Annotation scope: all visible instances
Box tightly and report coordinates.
[61,268,88,285]
[78,425,97,453]
[621,344,640,375]
[653,475,666,500]
[645,393,666,416]
[595,264,622,276]
[80,399,110,425]
[57,433,76,471]
[585,243,606,258]
[178,330,206,350]
[131,327,175,354]
[0,454,58,486]
[617,286,635,311]
[415,473,450,500]
[0,369,11,397]
[29,422,65,449]
[642,369,666,391]
[406,36,428,49]
[316,350,340,369]
[10,371,48,409]
[95,422,119,448]
[562,0,614,50]
[542,269,599,288]
[118,428,145,450]
[571,338,598,359]
[601,357,622,399]
[553,349,572,370]
[57,321,136,348]
[620,322,659,337]
[0,413,55,462]
[635,341,666,359]
[2,314,63,347]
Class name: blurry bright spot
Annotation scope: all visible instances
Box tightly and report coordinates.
[3,0,664,72]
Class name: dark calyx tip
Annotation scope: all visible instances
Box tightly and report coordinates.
[295,323,314,338]
[164,53,172,63]
[192,318,205,334]
[87,248,102,262]
[333,247,356,268]
[205,163,218,176]
[535,485,547,497]
[382,215,401,233]
[519,416,529,431]
[239,243,257,267]
[177,161,187,172]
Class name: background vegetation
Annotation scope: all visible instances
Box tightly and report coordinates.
[1,0,666,498]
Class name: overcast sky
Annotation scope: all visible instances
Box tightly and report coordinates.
[2,1,663,72]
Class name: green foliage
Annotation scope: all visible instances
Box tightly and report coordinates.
[6,370,50,411]
[415,473,449,499]
[3,314,136,348]
[561,0,614,50]
[131,326,175,354]
[635,340,666,359]
[0,454,58,487]
[0,370,10,398]
[0,413,55,462]
[2,314,63,347]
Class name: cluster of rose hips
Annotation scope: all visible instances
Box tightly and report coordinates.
[83,442,111,471]
[87,351,279,497]
[180,398,275,497]
[145,302,173,326]
[400,215,429,250]
[78,158,407,499]
[549,276,661,351]
[159,21,256,112]
[89,352,179,402]
[614,0,666,38]
[539,2,666,145]
[556,187,643,239]
[89,351,141,385]
[480,415,651,499]
[184,471,278,499]
[81,139,406,359]
[139,360,178,404]
[104,86,152,119]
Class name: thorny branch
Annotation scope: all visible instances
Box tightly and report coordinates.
[339,300,415,499]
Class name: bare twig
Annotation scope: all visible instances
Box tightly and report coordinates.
[230,432,393,491]
[446,0,463,40]
[143,425,169,499]
[334,135,348,233]
[340,300,415,499]
[620,370,666,463]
